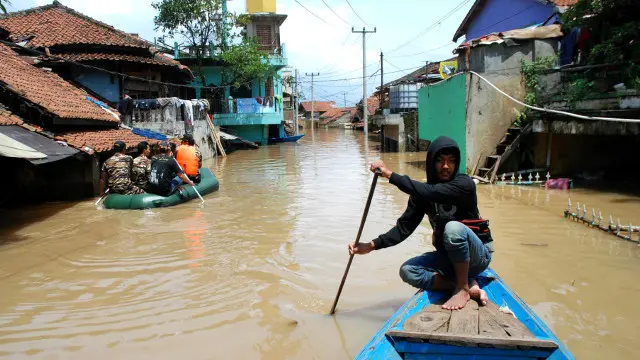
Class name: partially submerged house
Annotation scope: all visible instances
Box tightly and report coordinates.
[372,60,455,152]
[299,101,336,120]
[0,42,161,205]
[0,1,194,106]
[417,0,578,175]
[175,0,289,145]
[320,107,355,127]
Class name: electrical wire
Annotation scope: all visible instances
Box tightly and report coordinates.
[293,0,330,25]
[311,65,423,83]
[469,71,640,123]
[345,0,370,27]
[388,0,472,53]
[321,0,352,27]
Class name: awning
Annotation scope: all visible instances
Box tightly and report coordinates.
[0,125,79,164]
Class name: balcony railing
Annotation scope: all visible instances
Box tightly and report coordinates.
[211,97,284,115]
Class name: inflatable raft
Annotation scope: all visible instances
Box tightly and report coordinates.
[102,168,219,210]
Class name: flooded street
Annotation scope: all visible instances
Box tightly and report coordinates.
[1,128,640,359]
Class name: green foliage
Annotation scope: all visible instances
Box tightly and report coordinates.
[221,39,275,89]
[153,0,273,89]
[565,76,595,108]
[520,56,556,124]
[563,0,640,88]
[0,1,9,14]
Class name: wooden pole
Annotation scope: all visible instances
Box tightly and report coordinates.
[330,170,381,315]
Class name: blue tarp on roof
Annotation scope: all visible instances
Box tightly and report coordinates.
[132,128,169,141]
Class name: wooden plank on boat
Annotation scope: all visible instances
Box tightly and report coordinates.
[385,331,559,350]
[403,304,451,334]
[448,299,479,336]
[482,301,533,339]
[479,305,509,338]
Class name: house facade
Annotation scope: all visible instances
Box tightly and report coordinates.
[176,0,289,146]
[0,1,194,107]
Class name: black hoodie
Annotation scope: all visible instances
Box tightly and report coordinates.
[373,136,489,252]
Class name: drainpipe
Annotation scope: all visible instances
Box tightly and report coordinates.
[546,122,553,170]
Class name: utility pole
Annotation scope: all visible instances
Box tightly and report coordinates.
[380,51,384,111]
[294,69,299,135]
[305,72,320,124]
[352,27,376,135]
[343,92,347,108]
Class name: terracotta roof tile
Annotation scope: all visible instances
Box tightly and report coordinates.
[366,96,380,116]
[300,101,336,113]
[0,43,119,123]
[49,52,193,75]
[551,0,578,7]
[0,2,147,49]
[57,129,161,152]
[0,103,24,125]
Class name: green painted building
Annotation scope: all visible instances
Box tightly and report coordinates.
[176,11,289,145]
[418,74,468,172]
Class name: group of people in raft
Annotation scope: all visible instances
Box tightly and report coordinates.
[99,134,203,197]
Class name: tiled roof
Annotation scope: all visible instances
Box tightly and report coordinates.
[367,97,380,116]
[0,43,119,123]
[0,104,24,125]
[51,52,193,74]
[300,101,336,113]
[57,129,161,152]
[0,1,147,49]
[551,0,578,6]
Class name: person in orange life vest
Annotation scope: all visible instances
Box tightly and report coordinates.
[176,134,202,183]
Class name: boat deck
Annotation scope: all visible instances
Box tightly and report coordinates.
[387,300,559,351]
[354,269,574,360]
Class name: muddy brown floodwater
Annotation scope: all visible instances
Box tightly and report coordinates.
[1,128,640,359]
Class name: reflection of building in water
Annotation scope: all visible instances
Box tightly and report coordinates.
[184,211,207,268]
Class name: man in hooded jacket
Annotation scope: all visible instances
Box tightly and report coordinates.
[349,136,494,310]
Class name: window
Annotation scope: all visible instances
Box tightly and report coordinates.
[256,24,273,52]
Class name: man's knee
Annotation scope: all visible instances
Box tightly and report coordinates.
[443,221,466,246]
[399,264,415,284]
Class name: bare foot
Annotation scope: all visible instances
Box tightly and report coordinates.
[442,288,471,310]
[469,280,488,306]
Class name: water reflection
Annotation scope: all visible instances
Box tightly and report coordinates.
[0,129,639,360]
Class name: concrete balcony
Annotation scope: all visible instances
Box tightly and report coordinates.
[212,97,284,126]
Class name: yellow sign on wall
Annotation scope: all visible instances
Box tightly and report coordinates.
[439,60,458,80]
[247,0,276,13]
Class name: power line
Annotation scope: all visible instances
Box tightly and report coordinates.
[388,41,458,59]
[384,59,403,72]
[293,0,330,25]
[321,0,352,27]
[310,65,422,83]
[388,0,472,54]
[345,0,370,27]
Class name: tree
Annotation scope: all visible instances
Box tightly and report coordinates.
[563,0,640,88]
[152,0,275,92]
[1,1,10,14]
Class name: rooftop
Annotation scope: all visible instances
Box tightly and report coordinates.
[0,43,120,124]
[56,128,162,153]
[0,1,147,49]
[300,101,336,113]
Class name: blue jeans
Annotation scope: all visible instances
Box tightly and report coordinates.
[170,176,183,194]
[399,221,493,290]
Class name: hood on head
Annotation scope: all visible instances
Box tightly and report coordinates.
[425,136,461,184]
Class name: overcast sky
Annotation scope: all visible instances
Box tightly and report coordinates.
[8,0,473,107]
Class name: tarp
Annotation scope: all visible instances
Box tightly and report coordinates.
[0,125,79,164]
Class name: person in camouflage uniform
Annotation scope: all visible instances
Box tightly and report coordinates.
[132,141,152,191]
[99,141,145,195]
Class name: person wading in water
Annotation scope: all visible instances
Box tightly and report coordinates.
[349,136,494,310]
